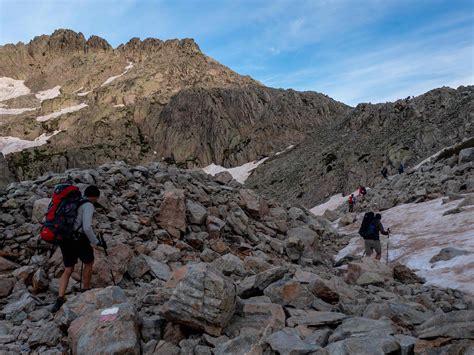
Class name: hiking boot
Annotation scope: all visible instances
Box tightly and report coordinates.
[50,297,65,313]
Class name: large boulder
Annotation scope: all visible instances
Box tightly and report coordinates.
[328,317,396,343]
[164,263,237,336]
[186,200,208,225]
[91,242,133,287]
[308,275,340,304]
[156,189,186,238]
[364,302,433,327]
[392,263,425,284]
[238,266,288,298]
[266,328,321,355]
[286,226,319,258]
[57,286,127,328]
[68,303,140,355]
[286,309,347,327]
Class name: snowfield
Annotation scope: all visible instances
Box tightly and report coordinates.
[0,77,31,102]
[101,62,134,87]
[334,196,474,295]
[0,107,38,115]
[35,85,61,101]
[203,158,268,184]
[0,130,61,155]
[36,103,88,122]
[310,189,362,216]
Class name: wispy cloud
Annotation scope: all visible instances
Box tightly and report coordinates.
[0,0,472,105]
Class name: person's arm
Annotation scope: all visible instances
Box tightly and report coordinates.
[378,221,389,235]
[81,203,99,245]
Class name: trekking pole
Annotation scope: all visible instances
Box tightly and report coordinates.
[98,232,116,286]
[79,262,84,290]
[386,229,390,264]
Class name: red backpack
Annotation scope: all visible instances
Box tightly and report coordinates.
[40,184,86,244]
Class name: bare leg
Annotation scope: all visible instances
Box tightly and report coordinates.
[82,261,94,289]
[58,267,74,298]
[375,253,381,260]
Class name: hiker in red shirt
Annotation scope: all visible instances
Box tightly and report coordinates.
[358,185,367,201]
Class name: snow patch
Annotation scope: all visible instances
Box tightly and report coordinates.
[101,62,134,87]
[335,196,474,294]
[114,104,125,108]
[35,85,61,101]
[0,77,31,102]
[275,145,295,156]
[310,189,361,216]
[0,107,38,115]
[0,130,61,155]
[36,103,88,122]
[203,158,268,184]
[77,91,91,97]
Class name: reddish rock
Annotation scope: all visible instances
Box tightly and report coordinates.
[156,189,187,238]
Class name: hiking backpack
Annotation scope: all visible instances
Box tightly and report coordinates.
[358,211,376,239]
[39,184,86,244]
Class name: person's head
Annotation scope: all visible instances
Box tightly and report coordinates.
[351,194,354,197]
[375,213,382,220]
[84,185,100,203]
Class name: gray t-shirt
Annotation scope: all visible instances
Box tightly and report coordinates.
[74,201,99,245]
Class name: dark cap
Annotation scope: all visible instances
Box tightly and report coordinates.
[84,185,100,197]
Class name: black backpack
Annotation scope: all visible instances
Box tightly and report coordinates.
[359,212,375,239]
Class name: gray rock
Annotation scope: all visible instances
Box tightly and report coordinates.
[186,200,208,224]
[429,247,472,263]
[211,253,246,277]
[153,340,180,355]
[142,255,171,281]
[287,310,347,327]
[164,263,237,336]
[321,335,401,355]
[417,310,474,339]
[266,328,321,355]
[364,302,433,327]
[141,315,165,342]
[214,171,234,185]
[0,153,15,188]
[127,255,151,279]
[459,147,474,164]
[394,334,416,355]
[226,205,249,235]
[156,189,186,238]
[68,303,140,355]
[31,198,50,223]
[328,317,396,343]
[28,323,62,348]
[214,334,259,355]
[238,266,288,298]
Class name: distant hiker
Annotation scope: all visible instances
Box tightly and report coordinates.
[398,163,404,174]
[358,212,389,260]
[381,167,388,179]
[348,194,355,212]
[51,185,102,313]
[358,185,367,201]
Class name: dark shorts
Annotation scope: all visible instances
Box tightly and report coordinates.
[59,235,94,267]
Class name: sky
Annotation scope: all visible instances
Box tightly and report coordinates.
[0,0,473,105]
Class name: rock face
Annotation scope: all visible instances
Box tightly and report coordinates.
[0,153,15,188]
[164,263,237,336]
[248,86,474,207]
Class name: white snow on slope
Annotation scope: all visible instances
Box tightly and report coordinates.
[77,90,91,97]
[35,86,61,101]
[413,138,472,170]
[0,130,61,155]
[203,158,268,184]
[36,103,88,122]
[101,62,134,87]
[0,77,31,102]
[310,189,361,216]
[335,196,474,294]
[0,107,38,115]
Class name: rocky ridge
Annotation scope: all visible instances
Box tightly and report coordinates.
[0,161,473,354]
[0,29,348,181]
[248,86,474,208]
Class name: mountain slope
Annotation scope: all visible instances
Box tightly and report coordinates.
[247,86,474,207]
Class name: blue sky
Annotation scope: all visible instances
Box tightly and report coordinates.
[0,0,473,105]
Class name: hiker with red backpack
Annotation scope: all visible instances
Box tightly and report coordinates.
[42,185,102,313]
[358,185,367,201]
[359,212,390,260]
[348,194,355,212]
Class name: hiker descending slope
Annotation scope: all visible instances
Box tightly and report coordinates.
[398,162,404,174]
[49,185,102,313]
[358,185,367,201]
[359,212,390,260]
[381,166,388,179]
